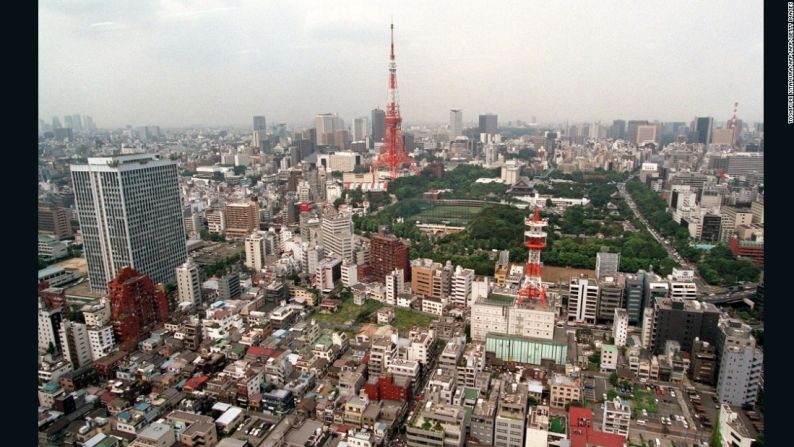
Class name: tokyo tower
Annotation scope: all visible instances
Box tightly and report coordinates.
[372,21,418,180]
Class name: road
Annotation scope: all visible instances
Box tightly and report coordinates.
[616,181,723,295]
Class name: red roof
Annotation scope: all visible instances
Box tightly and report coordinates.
[184,375,209,390]
[568,406,626,447]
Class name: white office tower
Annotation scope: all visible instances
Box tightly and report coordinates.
[245,232,266,271]
[484,144,498,166]
[385,268,405,306]
[451,266,474,307]
[501,161,519,185]
[175,258,202,305]
[612,308,629,347]
[449,109,463,138]
[716,320,763,406]
[297,180,311,202]
[70,155,187,292]
[595,252,620,279]
[320,212,354,261]
[567,277,599,324]
[59,321,92,369]
[279,226,293,253]
[353,117,370,141]
[341,259,359,287]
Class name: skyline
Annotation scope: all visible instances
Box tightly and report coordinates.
[39,0,764,128]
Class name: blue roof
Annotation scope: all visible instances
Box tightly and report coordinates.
[43,382,60,392]
[38,266,65,279]
[176,379,187,388]
[134,402,151,411]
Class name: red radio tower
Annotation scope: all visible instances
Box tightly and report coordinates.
[517,207,548,306]
[373,21,418,180]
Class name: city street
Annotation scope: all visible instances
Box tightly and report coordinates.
[617,181,724,295]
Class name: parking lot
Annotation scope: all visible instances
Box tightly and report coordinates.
[584,377,712,446]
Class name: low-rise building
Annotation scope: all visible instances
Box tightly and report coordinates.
[406,401,465,447]
[602,398,631,438]
[550,374,581,408]
[600,344,618,372]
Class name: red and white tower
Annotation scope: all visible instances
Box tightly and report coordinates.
[373,21,418,180]
[517,207,548,306]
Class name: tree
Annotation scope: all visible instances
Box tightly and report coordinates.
[545,198,554,208]
[609,372,619,387]
[710,412,723,447]
[46,342,56,355]
[212,171,225,182]
[233,165,246,176]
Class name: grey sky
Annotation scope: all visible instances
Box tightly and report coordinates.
[39,0,764,129]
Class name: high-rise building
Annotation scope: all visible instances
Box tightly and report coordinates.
[595,252,620,279]
[711,128,734,145]
[320,212,354,261]
[451,266,474,307]
[716,320,763,406]
[253,115,267,131]
[651,298,720,355]
[59,321,92,368]
[635,124,658,145]
[316,113,344,146]
[449,109,463,138]
[244,232,266,271]
[626,120,649,145]
[224,200,259,239]
[108,267,169,352]
[568,277,599,324]
[694,117,714,145]
[175,258,201,305]
[218,272,241,300]
[410,258,452,301]
[597,275,625,322]
[720,207,754,242]
[385,268,405,305]
[352,117,369,141]
[70,155,187,292]
[370,233,409,284]
[51,116,62,129]
[624,273,645,324]
[334,129,350,150]
[71,114,83,133]
[371,108,386,143]
[38,202,73,239]
[38,297,63,353]
[478,113,498,135]
[613,309,629,347]
[610,120,626,140]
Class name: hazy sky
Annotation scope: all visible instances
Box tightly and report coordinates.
[39,0,764,129]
